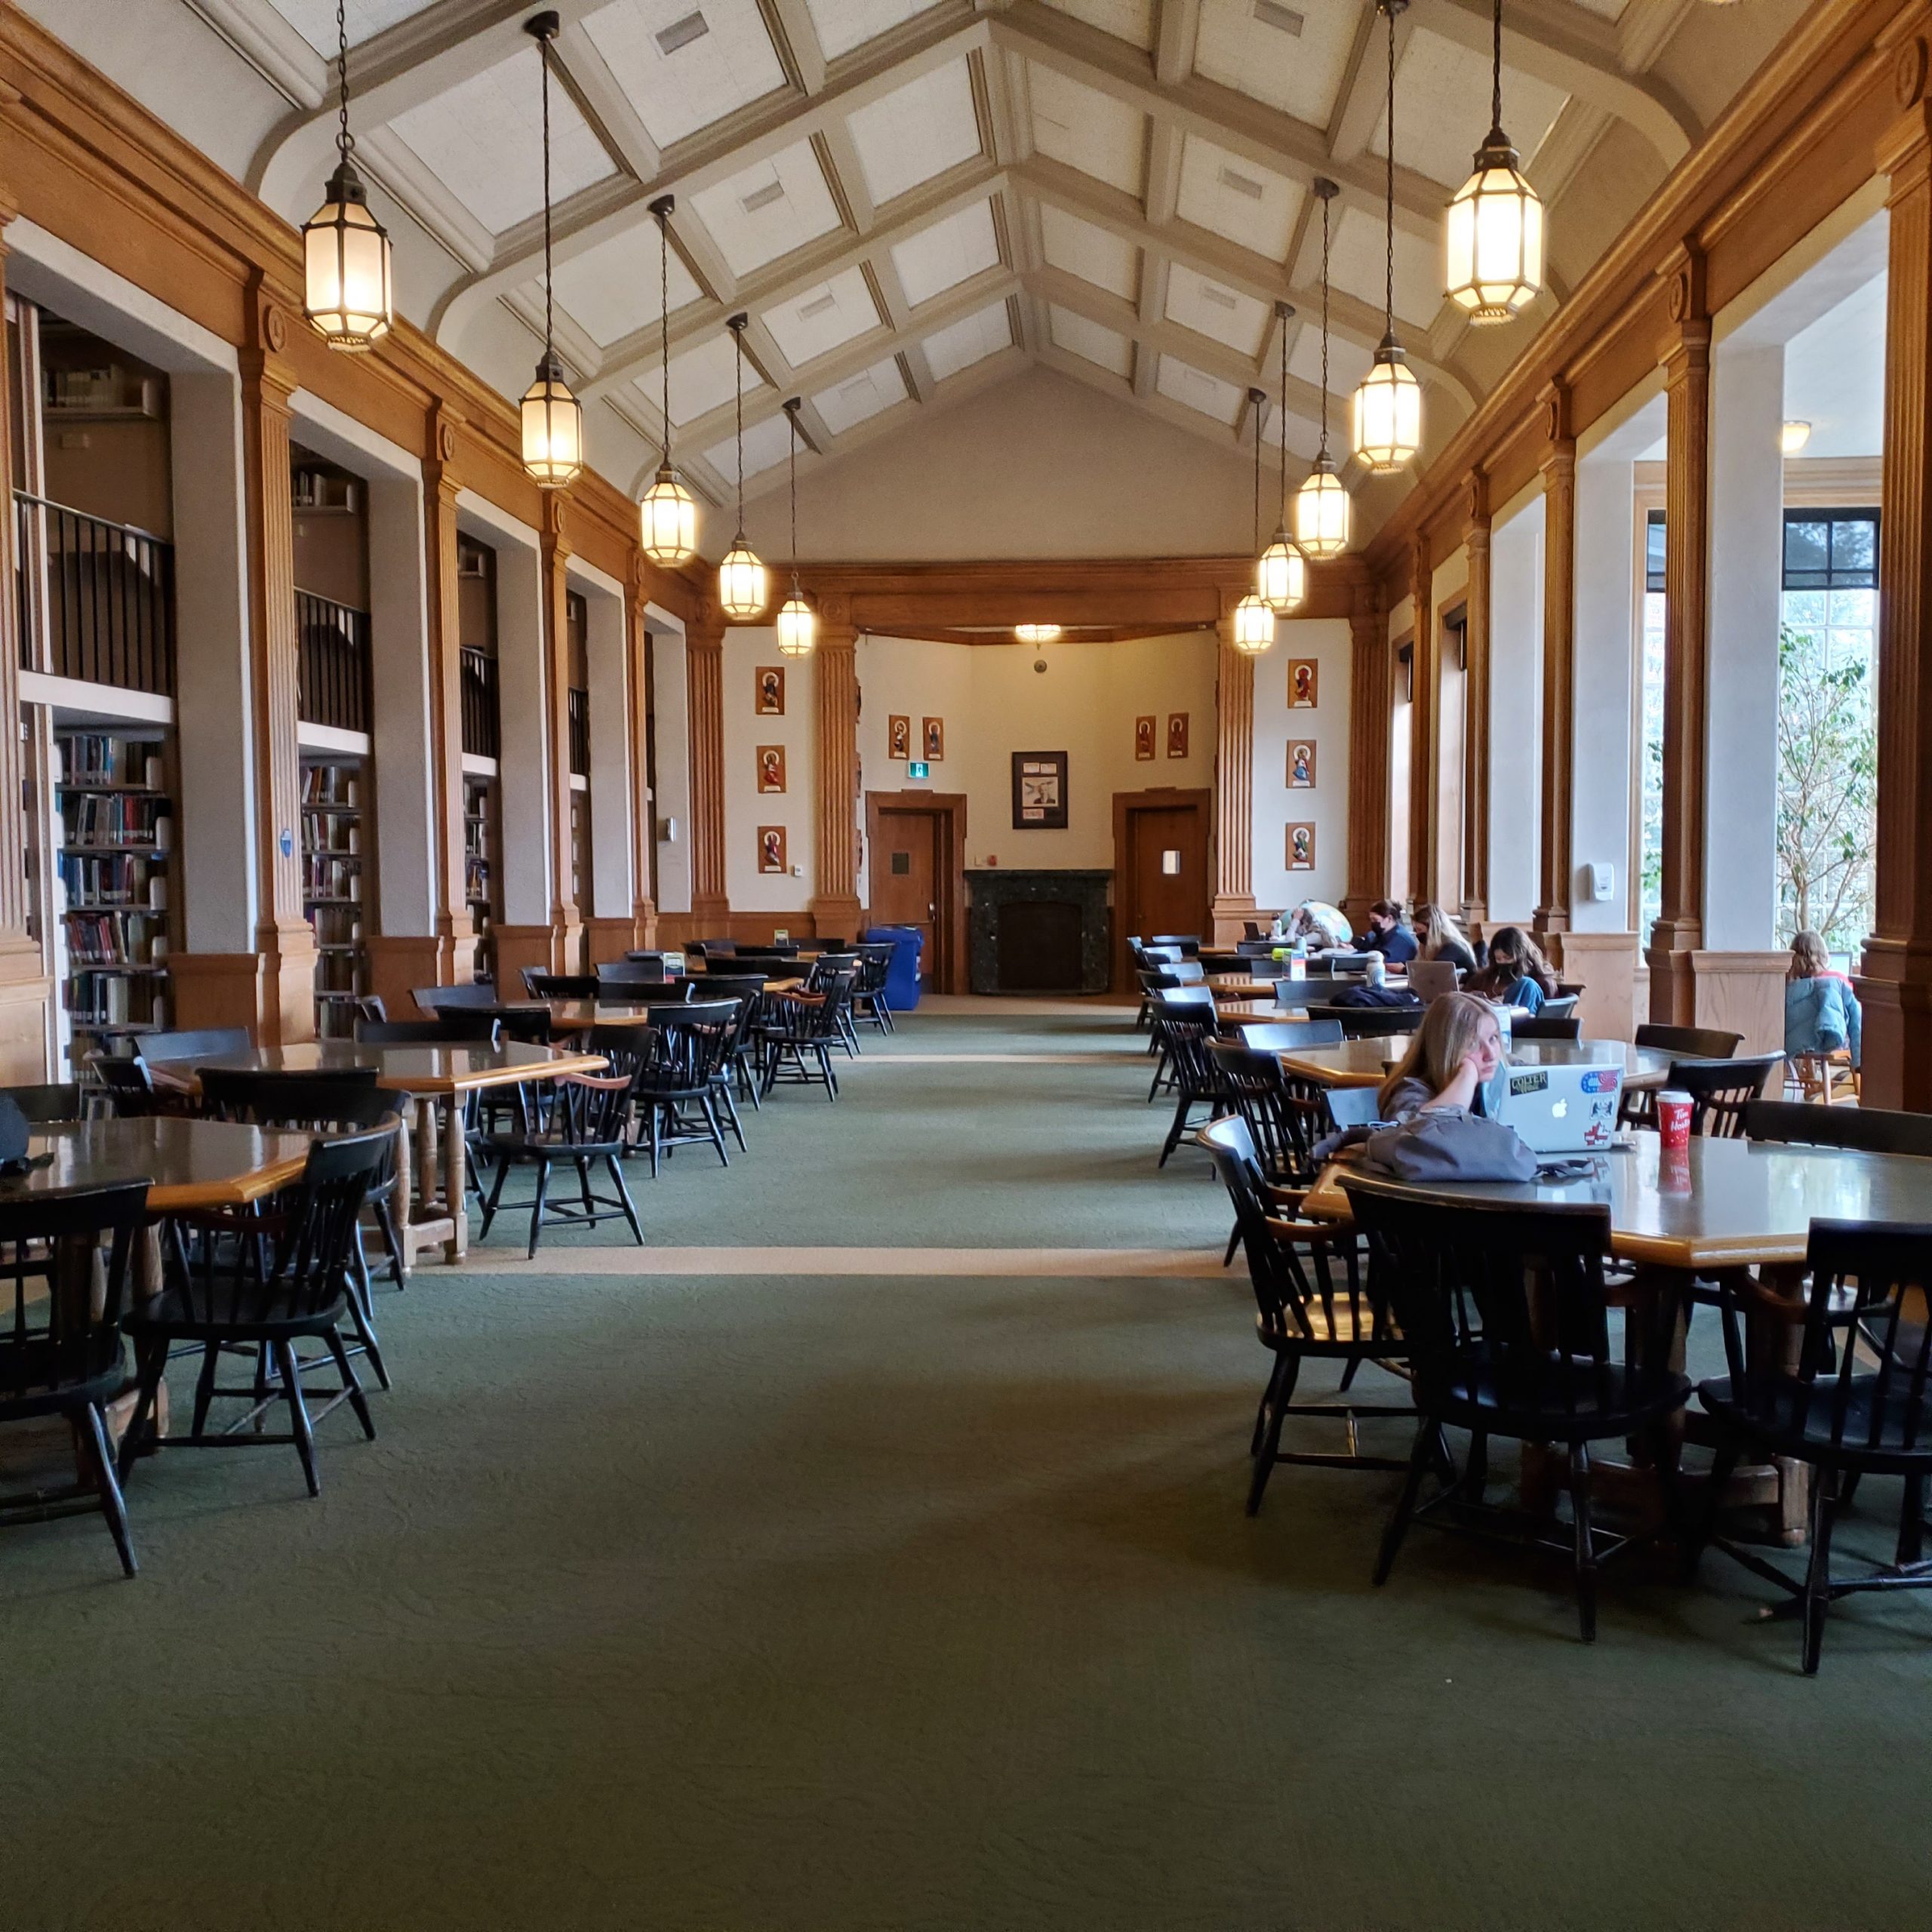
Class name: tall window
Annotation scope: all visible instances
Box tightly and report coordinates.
[1777,508,1878,956]
[1637,511,1666,945]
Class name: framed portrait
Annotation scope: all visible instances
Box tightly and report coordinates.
[1287,739,1316,789]
[1287,659,1318,709]
[1012,751,1069,829]
[1134,715,1156,761]
[755,666,785,715]
[1166,712,1189,759]
[1286,822,1315,871]
[757,825,788,873]
[922,716,945,761]
[888,715,912,761]
[756,745,786,794]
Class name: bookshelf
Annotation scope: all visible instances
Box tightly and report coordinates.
[463,773,499,983]
[55,729,175,1076]
[302,758,367,1038]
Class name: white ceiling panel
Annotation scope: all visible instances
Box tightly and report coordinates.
[1287,319,1374,404]
[1570,0,1629,17]
[1049,304,1132,379]
[543,225,704,348]
[1374,28,1570,189]
[1038,203,1140,301]
[704,408,795,481]
[389,50,616,235]
[1039,0,1155,50]
[922,300,1014,380]
[1258,401,1324,458]
[266,0,439,51]
[1192,1,1359,128]
[580,0,788,149]
[1164,263,1269,357]
[1156,355,1244,426]
[638,327,764,426]
[688,139,842,275]
[846,58,983,206]
[812,355,911,433]
[891,199,1001,306]
[805,0,949,61]
[762,267,884,367]
[1329,201,1441,331]
[1028,63,1146,195]
[1175,134,1303,263]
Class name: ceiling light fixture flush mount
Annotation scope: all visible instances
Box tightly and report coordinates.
[774,398,816,658]
[1780,420,1812,455]
[640,193,697,565]
[301,0,393,350]
[1294,180,1350,558]
[717,314,767,623]
[1353,0,1423,475]
[1233,387,1276,657]
[1014,624,1062,644]
[1444,0,1545,324]
[1258,301,1308,614]
[519,11,583,488]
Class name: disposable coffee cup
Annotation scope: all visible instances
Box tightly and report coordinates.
[1657,1088,1693,1151]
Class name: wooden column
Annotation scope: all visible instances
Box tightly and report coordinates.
[0,192,52,1077]
[624,552,658,949]
[811,595,862,940]
[1343,580,1390,934]
[1210,591,1257,943]
[686,601,728,929]
[1406,531,1437,907]
[1460,470,1492,934]
[1646,248,1711,1024]
[1534,380,1577,958]
[1860,60,1932,1107]
[540,492,583,974]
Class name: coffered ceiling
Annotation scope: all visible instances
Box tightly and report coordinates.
[173,0,1801,528]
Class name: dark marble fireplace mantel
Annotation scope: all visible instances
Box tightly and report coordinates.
[966,869,1112,995]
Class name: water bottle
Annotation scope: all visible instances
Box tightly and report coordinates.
[1494,999,1513,1049]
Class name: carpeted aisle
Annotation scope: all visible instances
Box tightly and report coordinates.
[5,998,1931,1930]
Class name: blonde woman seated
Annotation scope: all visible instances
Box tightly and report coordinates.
[1414,900,1478,975]
[1376,990,1507,1124]
[1785,928,1861,1069]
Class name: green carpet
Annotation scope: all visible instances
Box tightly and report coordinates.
[5,1001,1930,1930]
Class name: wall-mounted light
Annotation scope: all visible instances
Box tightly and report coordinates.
[1780,420,1812,455]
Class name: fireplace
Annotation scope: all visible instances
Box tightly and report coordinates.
[967,870,1111,994]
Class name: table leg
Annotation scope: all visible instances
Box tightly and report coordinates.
[441,1096,469,1264]
[391,1108,414,1283]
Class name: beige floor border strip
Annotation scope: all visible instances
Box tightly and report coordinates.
[457,1245,1232,1278]
[851,1053,1146,1066]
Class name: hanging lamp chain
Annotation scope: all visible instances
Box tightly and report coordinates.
[1278,320,1287,506]
[1492,0,1504,134]
[734,322,746,537]
[658,204,672,460]
[1251,397,1262,552]
[540,23,555,361]
[335,0,353,160]
[1318,189,1331,458]
[1384,0,1396,333]
[789,407,798,577]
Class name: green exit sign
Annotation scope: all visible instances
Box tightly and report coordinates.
[907,760,930,780]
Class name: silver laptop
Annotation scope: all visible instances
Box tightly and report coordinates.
[1484,1061,1623,1153]
[1406,958,1460,1003]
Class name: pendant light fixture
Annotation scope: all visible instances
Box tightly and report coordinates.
[774,398,815,658]
[717,314,768,623]
[1257,301,1308,615]
[1294,179,1351,558]
[301,0,393,351]
[1015,624,1062,644]
[1232,389,1275,657]
[639,194,698,565]
[1352,0,1423,475]
[519,11,583,488]
[1444,0,1544,324]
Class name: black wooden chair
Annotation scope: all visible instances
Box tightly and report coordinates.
[626,1002,742,1173]
[1687,1219,1932,1672]
[476,1072,644,1258]
[139,1027,250,1066]
[597,961,672,995]
[851,944,896,1035]
[1340,1174,1691,1641]
[1139,969,1186,1070]
[1149,934,1201,956]
[1667,1051,1783,1137]
[1206,1041,1334,1266]
[693,976,769,1113]
[478,1004,552,1045]
[119,1129,392,1498]
[411,981,501,1012]
[1744,1098,1932,1158]
[0,1083,82,1121]
[1512,1014,1582,1041]
[0,1181,148,1576]
[1623,1023,1745,1128]
[522,971,598,999]
[1321,1005,1423,1041]
[351,995,387,1028]
[1235,1020,1343,1054]
[761,975,854,1102]
[1540,994,1580,1020]
[356,1015,501,1045]
[1146,981,1213,1098]
[1152,990,1228,1167]
[1201,1119,1417,1513]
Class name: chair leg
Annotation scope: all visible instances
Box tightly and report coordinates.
[478,1149,512,1239]
[1897,1473,1925,1569]
[700,1094,730,1165]
[278,1340,320,1498]
[1223,1220,1240,1269]
[1569,1441,1598,1644]
[717,1083,747,1151]
[527,1157,552,1261]
[116,1339,168,1484]
[1247,1354,1299,1516]
[190,1339,221,1437]
[323,1328,377,1441]
[1802,1469,1837,1675]
[1460,1429,1489,1504]
[374,1196,405,1289]
[340,1263,391,1393]
[1374,1420,1437,1586]
[1680,1445,1737,1582]
[77,1401,137,1578]
[1159,1094,1192,1167]
[606,1155,645,1246]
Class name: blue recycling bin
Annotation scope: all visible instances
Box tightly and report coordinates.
[864,924,925,1012]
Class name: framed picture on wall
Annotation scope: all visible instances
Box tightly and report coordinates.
[1012,751,1069,829]
[1287,739,1316,789]
[758,825,788,873]
[755,666,785,715]
[1287,659,1318,709]
[923,716,945,761]
[1286,823,1315,870]
[756,745,786,793]
[888,715,911,761]
[1166,712,1189,758]
[1134,715,1156,761]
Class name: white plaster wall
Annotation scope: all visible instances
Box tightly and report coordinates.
[1252,619,1352,914]
[1571,455,1637,934]
[650,623,692,916]
[1488,497,1544,925]
[723,629,817,914]
[491,540,552,927]
[580,581,632,921]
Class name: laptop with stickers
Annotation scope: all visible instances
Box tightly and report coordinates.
[1484,1061,1623,1154]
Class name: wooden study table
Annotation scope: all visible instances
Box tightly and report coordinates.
[146,1041,606,1269]
[8,1117,319,1214]
[1278,1036,1674,1093]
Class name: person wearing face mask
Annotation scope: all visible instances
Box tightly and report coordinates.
[1376,991,1507,1122]
[1359,899,1419,964]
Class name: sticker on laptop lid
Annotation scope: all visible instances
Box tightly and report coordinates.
[1508,1070,1549,1094]
[1580,1068,1622,1094]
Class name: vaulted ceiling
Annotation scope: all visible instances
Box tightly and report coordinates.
[173,0,1801,530]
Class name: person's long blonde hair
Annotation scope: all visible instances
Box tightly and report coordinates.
[1377,991,1496,1118]
[1416,901,1466,961]
[1789,929,1830,980]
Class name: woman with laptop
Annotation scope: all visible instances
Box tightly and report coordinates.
[1377,992,1506,1121]
[1463,925,1557,1016]
[1414,901,1479,975]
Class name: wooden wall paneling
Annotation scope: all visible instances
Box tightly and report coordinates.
[1646,248,1712,1025]
[1209,591,1256,943]
[625,552,657,949]
[1535,381,1577,958]
[1406,531,1437,907]
[686,604,728,928]
[1343,580,1390,932]
[1460,470,1491,932]
[811,596,862,941]
[540,493,581,974]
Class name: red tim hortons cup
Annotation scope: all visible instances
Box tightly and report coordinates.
[1657,1088,1693,1152]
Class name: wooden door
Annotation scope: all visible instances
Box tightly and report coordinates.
[1116,795,1210,985]
[873,808,940,982]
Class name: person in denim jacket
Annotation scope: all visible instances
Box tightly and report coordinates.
[1784,928,1861,1068]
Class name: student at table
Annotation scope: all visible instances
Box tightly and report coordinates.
[1464,925,1555,1014]
[1269,899,1352,950]
[1784,928,1862,1067]
[1415,900,1478,974]
[1376,990,1506,1122]
[1359,899,1418,964]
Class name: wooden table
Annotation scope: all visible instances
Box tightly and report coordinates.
[1278,1035,1673,1093]
[6,1117,318,1214]
[146,1042,606,1268]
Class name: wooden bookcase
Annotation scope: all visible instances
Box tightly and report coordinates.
[302,758,368,1038]
[464,772,500,984]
